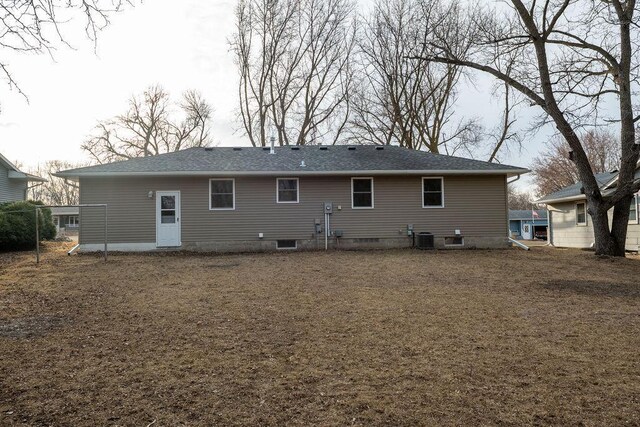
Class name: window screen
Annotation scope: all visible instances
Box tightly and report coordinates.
[576,202,587,225]
[423,178,443,207]
[210,179,234,209]
[277,178,299,203]
[352,178,373,208]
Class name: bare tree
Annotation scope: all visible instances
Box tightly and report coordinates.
[486,76,524,163]
[82,85,213,163]
[231,0,356,147]
[508,186,537,210]
[0,0,130,97]
[532,130,621,196]
[27,161,82,205]
[420,0,640,256]
[349,0,482,155]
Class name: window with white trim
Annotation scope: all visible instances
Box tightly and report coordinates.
[352,178,373,208]
[422,177,444,208]
[277,178,299,203]
[576,202,587,225]
[210,179,235,210]
[630,194,638,223]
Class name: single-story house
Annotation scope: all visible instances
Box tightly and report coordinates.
[537,169,640,250]
[508,209,548,240]
[0,152,46,203]
[50,206,80,234]
[55,145,528,252]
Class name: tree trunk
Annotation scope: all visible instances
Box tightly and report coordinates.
[590,198,629,257]
[609,196,632,256]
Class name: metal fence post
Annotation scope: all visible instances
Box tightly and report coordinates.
[35,207,40,264]
[104,205,108,262]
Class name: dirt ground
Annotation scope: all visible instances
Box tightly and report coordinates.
[0,243,639,426]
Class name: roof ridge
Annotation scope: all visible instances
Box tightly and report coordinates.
[55,145,529,178]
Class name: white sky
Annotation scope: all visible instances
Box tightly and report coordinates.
[0,0,548,191]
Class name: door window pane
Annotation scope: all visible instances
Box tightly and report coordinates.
[161,196,175,210]
[161,210,176,223]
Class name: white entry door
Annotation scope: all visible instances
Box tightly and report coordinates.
[156,191,181,247]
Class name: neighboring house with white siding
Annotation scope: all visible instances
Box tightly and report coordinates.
[55,145,528,252]
[537,169,640,251]
[0,152,46,203]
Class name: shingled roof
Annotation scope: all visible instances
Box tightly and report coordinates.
[56,145,528,178]
[536,171,618,204]
[509,209,548,220]
[0,152,46,182]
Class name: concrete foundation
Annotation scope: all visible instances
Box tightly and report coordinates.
[81,235,510,253]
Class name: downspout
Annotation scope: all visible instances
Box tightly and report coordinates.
[509,237,530,250]
[547,209,554,246]
[325,212,329,251]
[505,174,521,240]
[507,174,521,185]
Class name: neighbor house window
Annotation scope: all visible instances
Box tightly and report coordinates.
[277,178,299,203]
[630,195,638,223]
[423,177,444,208]
[576,202,587,225]
[352,177,374,208]
[67,216,78,226]
[210,179,235,210]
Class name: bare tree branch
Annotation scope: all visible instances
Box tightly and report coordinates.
[0,0,131,99]
[81,85,213,163]
[230,0,356,146]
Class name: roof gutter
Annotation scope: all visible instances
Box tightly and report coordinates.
[54,168,530,179]
[536,194,587,204]
[8,170,47,182]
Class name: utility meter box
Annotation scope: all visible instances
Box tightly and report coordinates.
[324,202,333,214]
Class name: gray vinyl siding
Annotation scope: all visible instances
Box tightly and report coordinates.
[549,201,640,250]
[0,163,27,203]
[79,175,508,245]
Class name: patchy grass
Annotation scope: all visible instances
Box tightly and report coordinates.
[1,243,639,426]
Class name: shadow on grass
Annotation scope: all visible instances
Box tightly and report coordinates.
[541,280,640,298]
[0,315,67,339]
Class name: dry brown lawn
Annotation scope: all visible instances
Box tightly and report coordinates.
[0,243,639,426]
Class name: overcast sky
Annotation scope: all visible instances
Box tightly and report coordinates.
[0,0,549,190]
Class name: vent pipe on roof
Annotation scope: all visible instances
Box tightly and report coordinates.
[269,135,275,154]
